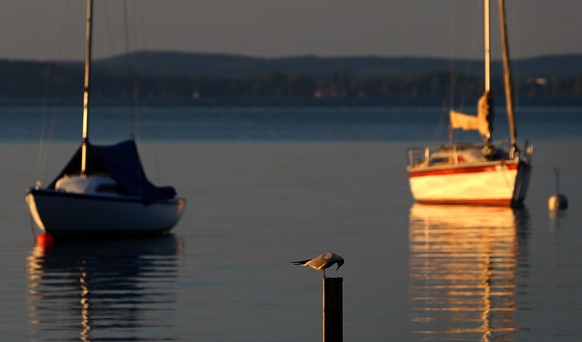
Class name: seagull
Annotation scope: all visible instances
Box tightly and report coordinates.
[291,252,344,277]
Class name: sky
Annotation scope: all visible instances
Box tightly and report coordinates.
[1,0,581,62]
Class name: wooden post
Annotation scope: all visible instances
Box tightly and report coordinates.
[323,277,343,342]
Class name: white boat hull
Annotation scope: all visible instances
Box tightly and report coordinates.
[408,159,531,206]
[26,189,186,236]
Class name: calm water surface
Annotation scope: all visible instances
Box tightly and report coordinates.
[1,105,582,341]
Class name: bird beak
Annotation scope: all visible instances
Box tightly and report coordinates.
[336,262,343,270]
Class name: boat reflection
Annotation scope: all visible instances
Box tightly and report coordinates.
[409,204,530,341]
[27,234,183,342]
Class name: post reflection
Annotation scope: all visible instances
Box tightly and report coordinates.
[27,235,183,342]
[409,204,530,341]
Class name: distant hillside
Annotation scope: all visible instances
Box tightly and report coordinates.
[510,54,582,79]
[95,51,582,80]
[94,52,449,80]
[2,52,582,103]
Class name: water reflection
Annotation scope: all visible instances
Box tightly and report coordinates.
[409,204,530,341]
[548,210,568,232]
[27,235,183,342]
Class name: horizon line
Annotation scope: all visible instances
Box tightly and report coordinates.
[2,49,581,64]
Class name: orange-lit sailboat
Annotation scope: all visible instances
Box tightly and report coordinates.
[406,0,533,206]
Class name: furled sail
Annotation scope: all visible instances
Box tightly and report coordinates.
[450,91,494,143]
[450,110,479,130]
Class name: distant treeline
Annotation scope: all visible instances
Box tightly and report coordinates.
[2,59,582,104]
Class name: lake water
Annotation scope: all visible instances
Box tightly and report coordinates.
[1,105,582,341]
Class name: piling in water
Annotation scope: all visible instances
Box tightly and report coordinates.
[323,277,343,342]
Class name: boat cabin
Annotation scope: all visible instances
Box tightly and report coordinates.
[55,175,126,196]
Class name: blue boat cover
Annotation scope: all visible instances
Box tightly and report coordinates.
[48,140,176,203]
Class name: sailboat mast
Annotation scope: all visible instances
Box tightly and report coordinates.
[498,0,517,150]
[484,0,491,92]
[81,0,93,174]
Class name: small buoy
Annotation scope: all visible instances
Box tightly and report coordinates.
[548,193,568,211]
[548,167,568,211]
[36,232,55,248]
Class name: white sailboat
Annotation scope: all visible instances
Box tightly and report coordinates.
[26,0,186,236]
[406,0,533,206]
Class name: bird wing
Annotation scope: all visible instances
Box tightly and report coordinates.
[306,253,332,270]
[291,252,335,270]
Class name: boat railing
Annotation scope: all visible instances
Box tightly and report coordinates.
[407,139,532,169]
[407,146,427,168]
[407,145,461,168]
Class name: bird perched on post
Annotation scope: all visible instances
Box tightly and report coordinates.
[291,252,344,277]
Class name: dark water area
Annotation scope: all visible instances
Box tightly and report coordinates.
[1,104,582,341]
[0,104,581,143]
